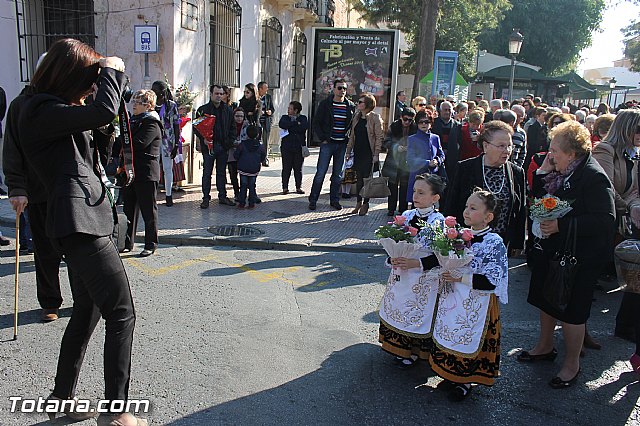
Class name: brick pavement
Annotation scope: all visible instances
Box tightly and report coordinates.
[0,149,392,252]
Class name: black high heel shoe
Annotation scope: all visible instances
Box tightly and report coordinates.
[46,394,97,421]
[516,348,558,362]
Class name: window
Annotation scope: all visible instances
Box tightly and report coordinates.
[292,30,307,90]
[260,17,282,88]
[210,0,241,87]
[181,0,198,31]
[14,0,96,82]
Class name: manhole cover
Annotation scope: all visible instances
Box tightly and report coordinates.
[208,225,264,237]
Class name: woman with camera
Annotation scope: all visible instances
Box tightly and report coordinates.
[11,39,145,426]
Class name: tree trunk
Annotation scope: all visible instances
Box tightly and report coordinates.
[412,0,440,98]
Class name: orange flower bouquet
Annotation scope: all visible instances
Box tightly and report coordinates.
[530,194,572,239]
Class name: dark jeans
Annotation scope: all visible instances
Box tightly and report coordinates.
[309,142,347,204]
[19,210,33,250]
[227,161,239,196]
[28,202,64,309]
[51,233,135,402]
[202,144,228,200]
[239,175,257,205]
[281,145,304,190]
[123,180,158,250]
[388,173,409,213]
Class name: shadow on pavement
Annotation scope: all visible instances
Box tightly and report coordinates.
[0,307,73,331]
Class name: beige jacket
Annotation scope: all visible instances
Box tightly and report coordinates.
[346,110,384,160]
[592,141,640,215]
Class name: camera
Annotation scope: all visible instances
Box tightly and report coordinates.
[96,74,133,103]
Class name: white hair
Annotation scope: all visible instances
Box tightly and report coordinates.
[585,114,597,124]
[511,104,525,117]
[575,110,586,121]
[561,106,570,113]
[490,99,502,108]
[440,101,452,111]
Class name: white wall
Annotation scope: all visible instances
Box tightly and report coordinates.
[0,0,22,106]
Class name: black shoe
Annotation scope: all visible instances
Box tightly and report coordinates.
[341,193,352,199]
[330,201,342,210]
[139,248,155,257]
[200,198,210,209]
[549,369,580,389]
[448,384,472,402]
[387,210,395,216]
[19,247,29,256]
[516,348,558,362]
[219,197,236,206]
[254,196,262,204]
[436,379,456,392]
[282,189,289,195]
[0,236,10,246]
[262,159,270,167]
[165,195,173,207]
[308,202,317,211]
[296,188,305,194]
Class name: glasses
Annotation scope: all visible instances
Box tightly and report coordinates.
[485,141,513,152]
[417,103,427,106]
[244,90,252,94]
[234,115,245,118]
[401,117,413,122]
[132,100,148,106]
[417,119,431,125]
[335,86,347,91]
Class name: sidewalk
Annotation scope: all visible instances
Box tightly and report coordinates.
[0,149,391,252]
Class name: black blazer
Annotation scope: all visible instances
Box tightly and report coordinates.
[16,68,125,239]
[444,155,527,249]
[531,154,615,262]
[279,114,309,150]
[432,117,461,181]
[130,112,163,182]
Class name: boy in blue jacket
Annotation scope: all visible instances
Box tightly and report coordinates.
[234,125,266,208]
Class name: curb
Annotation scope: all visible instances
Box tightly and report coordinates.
[0,214,385,254]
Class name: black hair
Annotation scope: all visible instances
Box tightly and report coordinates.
[210,84,223,93]
[246,124,259,139]
[289,101,303,114]
[333,78,346,87]
[396,90,405,99]
[400,107,416,118]
[258,81,268,89]
[471,187,499,226]
[414,173,446,196]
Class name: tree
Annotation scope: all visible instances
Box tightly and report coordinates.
[354,0,511,95]
[477,0,605,75]
[623,21,640,71]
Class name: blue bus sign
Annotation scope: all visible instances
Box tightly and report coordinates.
[134,26,158,53]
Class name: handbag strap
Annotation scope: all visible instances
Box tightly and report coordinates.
[563,218,577,256]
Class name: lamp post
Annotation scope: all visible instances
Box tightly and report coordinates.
[608,77,617,107]
[508,29,524,102]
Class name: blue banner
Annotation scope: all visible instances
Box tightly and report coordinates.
[432,50,458,97]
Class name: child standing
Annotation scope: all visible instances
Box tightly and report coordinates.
[234,125,266,208]
[379,174,446,366]
[430,189,508,401]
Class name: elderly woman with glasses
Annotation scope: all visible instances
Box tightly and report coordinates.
[345,93,384,216]
[444,120,526,254]
[405,109,445,206]
[519,121,615,389]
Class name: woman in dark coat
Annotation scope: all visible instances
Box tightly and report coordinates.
[11,38,145,425]
[123,89,163,257]
[279,101,309,194]
[444,120,526,253]
[518,121,615,389]
[239,83,261,125]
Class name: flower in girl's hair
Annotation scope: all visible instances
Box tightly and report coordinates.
[393,215,407,226]
[407,227,418,237]
[461,229,473,242]
[444,216,457,227]
[446,227,459,239]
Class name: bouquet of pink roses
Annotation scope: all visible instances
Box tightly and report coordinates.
[420,216,474,284]
[375,215,429,265]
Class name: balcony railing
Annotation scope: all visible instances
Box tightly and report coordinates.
[294,0,334,26]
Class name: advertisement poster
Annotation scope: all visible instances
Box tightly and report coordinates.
[310,28,398,143]
[432,50,458,97]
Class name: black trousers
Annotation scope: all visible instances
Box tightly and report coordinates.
[51,233,135,402]
[123,181,158,250]
[387,172,409,214]
[227,160,240,196]
[28,202,64,309]
[281,146,304,190]
[616,292,640,353]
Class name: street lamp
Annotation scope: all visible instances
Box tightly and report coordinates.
[608,77,617,107]
[508,28,524,102]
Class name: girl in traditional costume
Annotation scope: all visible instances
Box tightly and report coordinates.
[430,189,508,401]
[379,174,446,367]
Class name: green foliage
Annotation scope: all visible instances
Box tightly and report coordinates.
[354,0,511,79]
[374,224,416,243]
[477,0,606,74]
[623,20,640,72]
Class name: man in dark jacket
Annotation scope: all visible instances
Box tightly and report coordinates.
[258,81,274,166]
[234,125,266,208]
[3,88,67,321]
[195,84,236,208]
[382,107,416,215]
[431,100,461,183]
[308,78,355,210]
[525,106,547,172]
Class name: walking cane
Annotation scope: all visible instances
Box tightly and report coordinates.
[13,212,19,340]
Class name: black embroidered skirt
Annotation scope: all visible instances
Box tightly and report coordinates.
[378,320,434,361]
[428,294,501,386]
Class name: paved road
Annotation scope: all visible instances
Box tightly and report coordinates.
[0,239,638,425]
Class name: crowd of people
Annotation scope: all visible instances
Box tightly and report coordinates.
[2,36,640,421]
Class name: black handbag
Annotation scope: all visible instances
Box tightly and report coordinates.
[542,218,578,311]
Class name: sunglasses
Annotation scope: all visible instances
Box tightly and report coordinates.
[335,86,347,91]
[417,119,430,125]
[401,117,413,122]
[417,103,427,106]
